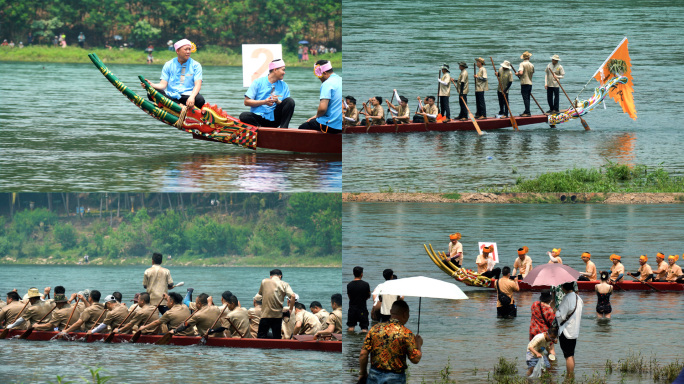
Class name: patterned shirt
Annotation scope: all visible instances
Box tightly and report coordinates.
[529,301,555,340]
[362,319,421,373]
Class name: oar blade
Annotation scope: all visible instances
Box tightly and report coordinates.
[130,330,142,343]
[0,329,10,339]
[18,328,33,339]
[155,332,173,345]
[104,332,116,343]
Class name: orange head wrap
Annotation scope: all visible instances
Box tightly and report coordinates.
[552,248,561,254]
[639,255,647,262]
[581,252,591,259]
[610,254,621,262]
[668,255,679,262]
[483,245,492,253]
[518,246,529,256]
[449,233,461,241]
[656,252,665,259]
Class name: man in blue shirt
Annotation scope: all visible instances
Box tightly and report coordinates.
[239,59,295,128]
[144,39,205,109]
[298,60,342,134]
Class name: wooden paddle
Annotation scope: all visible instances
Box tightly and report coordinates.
[416,97,429,126]
[19,305,57,339]
[629,274,661,292]
[0,300,30,339]
[155,309,197,345]
[130,297,165,343]
[56,297,80,339]
[490,57,518,130]
[84,307,108,342]
[103,304,138,343]
[199,304,231,344]
[362,99,372,133]
[225,317,244,338]
[547,68,590,130]
[449,78,482,135]
[530,93,546,115]
[437,69,441,112]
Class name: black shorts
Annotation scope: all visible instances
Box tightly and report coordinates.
[347,306,369,329]
[559,333,577,358]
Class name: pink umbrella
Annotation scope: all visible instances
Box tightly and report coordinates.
[521,264,580,286]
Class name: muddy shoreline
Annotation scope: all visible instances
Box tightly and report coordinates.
[343,193,684,204]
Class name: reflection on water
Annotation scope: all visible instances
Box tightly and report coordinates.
[343,203,684,383]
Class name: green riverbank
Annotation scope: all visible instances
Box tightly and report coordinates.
[0,45,342,67]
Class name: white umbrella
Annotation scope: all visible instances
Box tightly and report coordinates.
[375,276,468,333]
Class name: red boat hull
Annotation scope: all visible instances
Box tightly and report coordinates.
[193,128,342,154]
[342,115,549,134]
[483,279,684,292]
[1,330,341,352]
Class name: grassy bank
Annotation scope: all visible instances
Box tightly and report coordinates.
[0,45,341,68]
[496,162,684,193]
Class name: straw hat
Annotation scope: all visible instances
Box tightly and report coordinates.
[26,287,41,299]
[550,54,561,61]
[520,51,532,59]
[475,57,485,64]
[500,60,512,69]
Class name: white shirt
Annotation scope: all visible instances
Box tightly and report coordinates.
[372,283,400,316]
[555,291,583,339]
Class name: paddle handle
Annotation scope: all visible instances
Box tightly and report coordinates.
[111,304,138,332]
[226,317,244,338]
[204,304,231,338]
[35,304,57,324]
[88,307,108,332]
[142,297,166,325]
[64,297,80,330]
[9,300,31,327]
[548,69,585,124]
[490,57,518,130]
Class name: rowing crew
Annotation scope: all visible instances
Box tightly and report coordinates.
[446,233,684,283]
[142,39,342,133]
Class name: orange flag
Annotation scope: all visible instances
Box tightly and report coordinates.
[593,37,636,120]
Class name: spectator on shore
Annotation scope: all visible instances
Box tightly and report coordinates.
[18,41,24,48]
[1,39,8,46]
[53,36,59,47]
[8,41,15,48]
[105,41,112,50]
[167,40,174,51]
[78,32,85,48]
[27,32,33,46]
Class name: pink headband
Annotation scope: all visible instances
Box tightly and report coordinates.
[269,60,286,71]
[314,62,333,77]
[174,39,192,51]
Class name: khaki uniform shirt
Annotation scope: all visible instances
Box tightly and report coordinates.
[0,301,29,330]
[496,277,519,307]
[654,260,668,280]
[258,277,295,319]
[666,264,683,281]
[448,241,463,265]
[48,303,80,331]
[457,69,469,95]
[143,264,173,305]
[124,304,159,334]
[584,260,597,281]
[544,63,565,87]
[396,104,410,123]
[295,310,321,335]
[187,305,221,337]
[247,306,261,338]
[518,60,534,85]
[475,67,489,92]
[23,301,54,326]
[159,304,193,335]
[439,72,451,97]
[79,303,106,331]
[223,307,252,338]
[282,312,295,339]
[326,308,343,334]
[344,106,359,127]
[513,256,533,278]
[315,308,329,326]
[368,105,385,125]
[610,262,625,281]
[637,263,653,281]
[102,304,129,331]
[498,67,513,92]
[0,299,6,310]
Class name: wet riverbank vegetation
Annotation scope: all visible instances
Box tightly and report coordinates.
[0,193,341,267]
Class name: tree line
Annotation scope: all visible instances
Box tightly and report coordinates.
[0,193,341,261]
[0,0,341,51]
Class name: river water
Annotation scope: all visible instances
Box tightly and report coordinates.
[0,265,340,383]
[0,62,341,192]
[341,0,684,192]
[343,202,684,383]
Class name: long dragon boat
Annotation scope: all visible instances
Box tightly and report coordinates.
[343,114,548,134]
[1,329,341,352]
[88,54,341,154]
[425,244,683,292]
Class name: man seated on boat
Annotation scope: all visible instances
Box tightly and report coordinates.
[114,292,159,335]
[547,248,563,264]
[239,59,295,128]
[0,291,29,330]
[298,60,342,133]
[138,292,194,336]
[247,294,262,338]
[7,287,52,330]
[61,290,105,334]
[448,233,464,268]
[87,294,129,335]
[144,39,205,109]
[33,293,79,332]
[627,255,654,282]
[173,293,221,337]
[343,96,359,127]
[653,252,668,281]
[665,255,684,283]
[221,294,252,338]
[609,254,625,283]
[476,245,501,280]
[513,246,533,279]
[386,94,410,124]
[293,302,321,336]
[577,252,597,281]
[359,97,385,126]
[413,96,438,123]
[314,293,343,340]
[310,301,329,326]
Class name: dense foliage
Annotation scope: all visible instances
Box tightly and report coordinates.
[0,193,341,262]
[0,0,341,51]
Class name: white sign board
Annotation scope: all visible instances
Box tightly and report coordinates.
[242,44,282,87]
[477,242,499,264]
